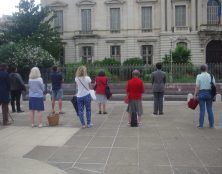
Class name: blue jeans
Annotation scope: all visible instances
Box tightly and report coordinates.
[77,94,91,126]
[198,90,214,127]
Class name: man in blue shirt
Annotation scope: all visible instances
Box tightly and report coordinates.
[51,66,64,114]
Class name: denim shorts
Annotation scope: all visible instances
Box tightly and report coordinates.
[52,89,63,100]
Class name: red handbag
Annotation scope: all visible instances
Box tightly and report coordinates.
[124,95,129,104]
[188,98,199,110]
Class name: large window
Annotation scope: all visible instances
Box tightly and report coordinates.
[81,46,93,63]
[110,8,120,33]
[110,46,121,60]
[141,45,152,65]
[54,11,63,32]
[177,42,187,49]
[141,7,152,32]
[207,0,221,24]
[175,5,186,27]
[81,9,91,33]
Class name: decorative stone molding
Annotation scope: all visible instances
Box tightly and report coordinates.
[76,0,96,6]
[106,40,125,43]
[137,39,157,42]
[48,1,68,7]
[136,0,157,3]
[198,31,222,48]
[105,0,126,5]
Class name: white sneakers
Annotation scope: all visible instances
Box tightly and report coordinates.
[31,123,43,128]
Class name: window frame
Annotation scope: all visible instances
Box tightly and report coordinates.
[141,45,153,65]
[175,5,186,27]
[110,45,121,61]
[141,6,153,32]
[207,0,221,25]
[110,7,121,33]
[173,2,189,31]
[81,8,92,34]
[54,10,64,33]
[176,42,188,49]
[81,46,93,63]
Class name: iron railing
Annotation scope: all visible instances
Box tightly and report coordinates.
[21,63,222,84]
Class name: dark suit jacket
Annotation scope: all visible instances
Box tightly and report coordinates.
[0,70,10,103]
[151,70,166,92]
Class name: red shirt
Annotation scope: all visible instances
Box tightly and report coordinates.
[95,76,108,94]
[126,77,144,100]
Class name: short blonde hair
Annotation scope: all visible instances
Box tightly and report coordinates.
[75,65,87,77]
[29,67,41,79]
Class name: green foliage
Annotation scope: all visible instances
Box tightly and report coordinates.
[163,46,191,64]
[0,43,16,63]
[102,58,121,65]
[88,68,112,82]
[7,42,55,69]
[92,60,102,66]
[122,58,144,65]
[93,58,121,66]
[1,0,62,59]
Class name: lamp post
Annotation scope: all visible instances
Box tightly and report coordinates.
[169,37,173,83]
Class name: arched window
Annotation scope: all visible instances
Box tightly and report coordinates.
[177,42,187,49]
[207,0,221,24]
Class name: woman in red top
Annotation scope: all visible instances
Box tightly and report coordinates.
[126,69,144,125]
[95,70,108,114]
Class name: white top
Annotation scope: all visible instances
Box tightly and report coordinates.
[75,76,91,97]
[196,72,215,90]
[29,77,44,98]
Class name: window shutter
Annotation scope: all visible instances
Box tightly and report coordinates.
[142,7,152,31]
[110,8,120,31]
[175,6,186,27]
[54,11,63,32]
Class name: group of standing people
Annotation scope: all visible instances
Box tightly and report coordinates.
[0,64,26,125]
[126,63,166,126]
[74,66,109,128]
[126,63,215,128]
[0,62,216,129]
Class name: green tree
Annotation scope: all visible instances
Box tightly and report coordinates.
[1,0,62,59]
[7,41,55,69]
[163,46,191,64]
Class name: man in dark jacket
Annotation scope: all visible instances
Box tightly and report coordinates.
[9,66,26,113]
[50,66,64,114]
[151,63,166,116]
[0,63,11,125]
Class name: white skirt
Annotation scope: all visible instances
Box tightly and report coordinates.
[96,94,107,104]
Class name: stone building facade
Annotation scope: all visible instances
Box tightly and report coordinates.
[41,0,222,65]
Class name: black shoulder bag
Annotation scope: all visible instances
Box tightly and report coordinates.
[210,74,216,100]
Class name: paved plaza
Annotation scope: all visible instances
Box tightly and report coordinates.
[0,101,222,174]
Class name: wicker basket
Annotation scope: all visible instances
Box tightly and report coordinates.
[47,113,59,126]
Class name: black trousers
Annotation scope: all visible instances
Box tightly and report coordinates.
[153,92,164,114]
[11,90,22,112]
[0,102,9,125]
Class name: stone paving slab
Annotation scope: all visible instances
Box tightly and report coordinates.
[0,101,222,174]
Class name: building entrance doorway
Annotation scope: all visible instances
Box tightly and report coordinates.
[206,40,222,63]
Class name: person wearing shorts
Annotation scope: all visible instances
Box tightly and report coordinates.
[50,66,64,114]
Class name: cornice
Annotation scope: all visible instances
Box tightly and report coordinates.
[48,1,68,7]
[105,0,126,5]
[136,0,157,3]
[76,0,96,7]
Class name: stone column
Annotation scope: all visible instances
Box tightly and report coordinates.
[167,0,172,32]
[197,0,203,27]
[160,0,166,32]
[191,0,196,31]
